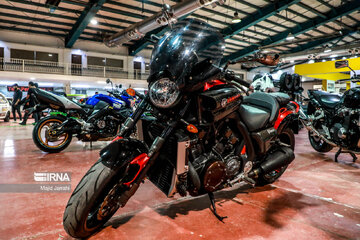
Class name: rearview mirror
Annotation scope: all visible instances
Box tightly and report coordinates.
[335,60,349,69]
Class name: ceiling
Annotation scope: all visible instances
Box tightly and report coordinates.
[0,0,359,64]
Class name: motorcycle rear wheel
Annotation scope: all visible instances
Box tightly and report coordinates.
[256,127,294,186]
[308,131,333,153]
[32,116,72,153]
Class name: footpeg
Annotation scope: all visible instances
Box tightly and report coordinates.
[241,175,256,186]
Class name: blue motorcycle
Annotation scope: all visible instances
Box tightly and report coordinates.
[30,81,140,153]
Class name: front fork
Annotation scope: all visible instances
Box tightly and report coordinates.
[115,96,191,202]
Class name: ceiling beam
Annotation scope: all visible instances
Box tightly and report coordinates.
[0,4,77,21]
[284,30,357,54]
[65,0,107,48]
[221,0,360,64]
[221,0,301,39]
[7,0,81,14]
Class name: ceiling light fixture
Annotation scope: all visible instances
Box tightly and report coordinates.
[232,12,241,23]
[48,54,53,57]
[324,47,332,53]
[286,33,295,40]
[90,19,98,25]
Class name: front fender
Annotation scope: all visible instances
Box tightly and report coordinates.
[99,138,149,169]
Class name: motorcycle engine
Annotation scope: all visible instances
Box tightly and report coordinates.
[330,106,360,148]
[192,127,243,192]
[94,116,118,135]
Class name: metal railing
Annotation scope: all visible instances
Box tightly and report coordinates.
[0,58,149,80]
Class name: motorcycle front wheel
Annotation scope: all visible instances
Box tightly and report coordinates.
[32,116,72,153]
[63,146,145,238]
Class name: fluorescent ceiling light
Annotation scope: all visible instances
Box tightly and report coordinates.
[232,12,241,23]
[286,33,295,40]
[30,77,36,80]
[48,54,53,57]
[329,54,338,58]
[324,48,332,53]
[38,82,54,87]
[0,81,16,85]
[90,19,98,25]
[72,84,91,88]
[290,60,295,63]
[308,60,315,63]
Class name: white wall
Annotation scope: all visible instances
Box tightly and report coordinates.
[0,30,152,72]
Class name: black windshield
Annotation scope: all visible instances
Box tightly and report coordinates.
[149,18,225,89]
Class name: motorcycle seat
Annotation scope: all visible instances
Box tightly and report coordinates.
[239,104,270,132]
[243,92,279,123]
[311,90,341,109]
[269,92,291,107]
[78,104,94,109]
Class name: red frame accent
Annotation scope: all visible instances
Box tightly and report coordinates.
[241,145,246,155]
[112,136,123,142]
[290,101,300,113]
[204,79,225,91]
[123,153,150,187]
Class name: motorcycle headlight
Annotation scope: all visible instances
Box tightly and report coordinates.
[149,78,180,108]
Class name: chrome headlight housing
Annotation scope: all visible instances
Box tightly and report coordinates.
[149,78,180,108]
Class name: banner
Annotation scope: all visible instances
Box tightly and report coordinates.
[7,86,54,92]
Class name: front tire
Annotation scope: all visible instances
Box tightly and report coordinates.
[4,111,10,122]
[63,140,147,238]
[32,116,72,153]
[256,128,295,186]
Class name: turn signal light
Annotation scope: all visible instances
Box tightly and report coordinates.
[126,88,136,96]
[186,124,198,133]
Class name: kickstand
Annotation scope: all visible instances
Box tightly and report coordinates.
[208,192,227,222]
[335,148,357,163]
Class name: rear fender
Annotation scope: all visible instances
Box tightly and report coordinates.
[275,101,300,133]
[99,138,149,170]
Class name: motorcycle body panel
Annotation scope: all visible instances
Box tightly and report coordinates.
[36,89,82,110]
[86,94,126,110]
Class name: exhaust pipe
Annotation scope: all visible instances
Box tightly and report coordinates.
[105,0,222,47]
[298,107,337,147]
[248,146,295,178]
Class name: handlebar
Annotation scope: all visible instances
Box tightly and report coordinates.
[224,70,251,88]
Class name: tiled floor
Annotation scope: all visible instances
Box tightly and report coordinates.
[0,121,359,240]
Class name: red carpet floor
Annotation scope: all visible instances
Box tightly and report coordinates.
[0,121,359,240]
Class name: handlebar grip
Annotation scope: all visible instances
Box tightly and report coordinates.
[225,71,250,88]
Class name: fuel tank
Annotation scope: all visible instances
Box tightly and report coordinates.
[200,86,242,110]
[200,86,242,122]
[342,87,360,109]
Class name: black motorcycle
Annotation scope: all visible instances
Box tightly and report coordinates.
[299,60,360,162]
[63,19,299,238]
[30,85,135,153]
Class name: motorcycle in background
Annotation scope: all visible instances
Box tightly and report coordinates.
[30,81,139,153]
[63,19,300,238]
[299,60,360,162]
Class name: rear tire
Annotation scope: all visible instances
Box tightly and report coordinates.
[256,128,294,186]
[32,116,72,153]
[308,131,333,153]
